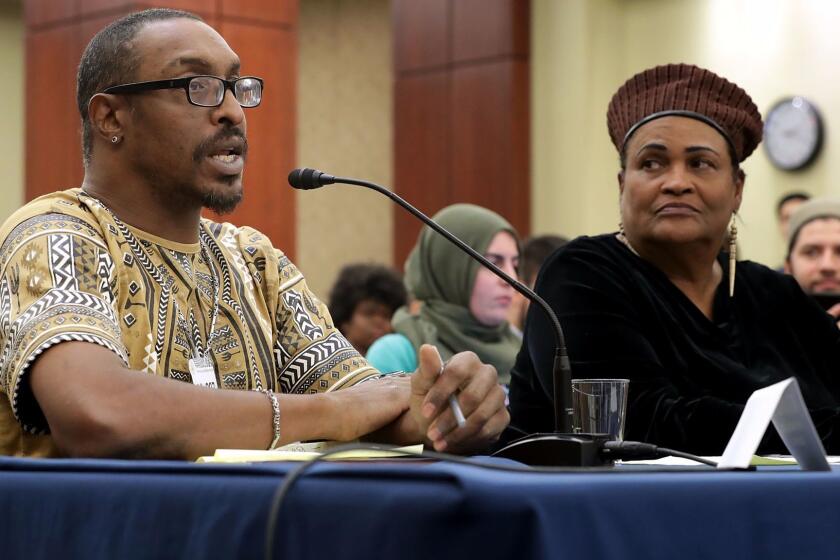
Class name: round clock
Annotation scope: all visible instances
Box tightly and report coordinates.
[763,96,824,171]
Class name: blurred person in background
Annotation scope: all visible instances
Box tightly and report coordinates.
[367,204,521,386]
[328,263,408,355]
[777,191,810,241]
[785,197,840,324]
[506,234,567,337]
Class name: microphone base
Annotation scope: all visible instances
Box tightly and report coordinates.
[491,433,613,467]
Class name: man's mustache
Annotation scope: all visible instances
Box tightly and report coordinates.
[193,128,248,163]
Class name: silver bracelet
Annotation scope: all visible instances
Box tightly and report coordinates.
[262,389,281,450]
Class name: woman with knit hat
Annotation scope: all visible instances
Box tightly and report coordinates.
[367,204,521,386]
[506,64,840,455]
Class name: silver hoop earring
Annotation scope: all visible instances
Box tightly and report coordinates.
[111,136,120,144]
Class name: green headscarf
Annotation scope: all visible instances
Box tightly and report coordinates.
[392,204,522,384]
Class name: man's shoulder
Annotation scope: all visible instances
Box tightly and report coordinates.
[200,219,288,258]
[199,219,301,286]
[0,189,105,249]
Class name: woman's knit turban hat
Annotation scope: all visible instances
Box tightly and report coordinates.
[607,63,763,163]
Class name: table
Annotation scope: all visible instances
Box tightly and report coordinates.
[1,455,838,559]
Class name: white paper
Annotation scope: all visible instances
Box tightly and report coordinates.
[718,378,830,471]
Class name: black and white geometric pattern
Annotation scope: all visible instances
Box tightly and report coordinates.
[0,213,99,269]
[278,332,354,393]
[282,290,324,341]
[201,227,264,391]
[0,288,122,374]
[96,247,116,304]
[47,234,78,291]
[0,278,10,338]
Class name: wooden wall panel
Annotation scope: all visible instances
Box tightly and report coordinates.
[25,1,77,28]
[215,21,296,250]
[393,0,530,265]
[450,60,529,233]
[452,0,528,62]
[394,72,450,261]
[25,0,299,258]
[220,0,297,25]
[78,0,137,16]
[26,26,85,199]
[79,0,215,17]
[392,0,449,72]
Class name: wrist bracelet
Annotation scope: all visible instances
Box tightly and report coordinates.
[262,389,281,450]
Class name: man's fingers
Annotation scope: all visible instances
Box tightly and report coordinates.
[453,363,497,417]
[411,347,510,453]
[414,345,470,420]
[426,366,496,441]
[428,381,507,452]
[413,344,443,401]
[432,397,509,453]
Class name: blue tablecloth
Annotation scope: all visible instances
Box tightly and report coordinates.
[1,455,838,559]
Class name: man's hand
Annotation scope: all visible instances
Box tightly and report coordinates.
[828,303,840,329]
[325,375,411,442]
[409,344,509,454]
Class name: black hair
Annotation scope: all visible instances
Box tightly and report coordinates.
[328,264,408,329]
[776,191,811,216]
[520,235,568,286]
[76,8,202,166]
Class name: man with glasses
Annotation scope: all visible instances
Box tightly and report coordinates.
[0,8,507,459]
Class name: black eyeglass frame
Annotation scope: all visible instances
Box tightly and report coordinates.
[102,75,264,108]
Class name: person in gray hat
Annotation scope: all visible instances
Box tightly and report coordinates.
[785,197,840,319]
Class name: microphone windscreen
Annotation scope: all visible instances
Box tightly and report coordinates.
[288,168,314,189]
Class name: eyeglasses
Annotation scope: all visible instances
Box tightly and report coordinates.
[102,75,264,108]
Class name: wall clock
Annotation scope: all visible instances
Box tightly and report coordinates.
[764,96,823,171]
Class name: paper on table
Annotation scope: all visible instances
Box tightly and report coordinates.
[196,443,424,463]
[623,455,840,467]
[718,378,830,471]
[622,455,792,467]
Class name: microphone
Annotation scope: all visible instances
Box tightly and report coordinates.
[287,168,335,189]
[288,168,612,466]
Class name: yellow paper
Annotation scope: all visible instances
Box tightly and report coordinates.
[196,443,424,463]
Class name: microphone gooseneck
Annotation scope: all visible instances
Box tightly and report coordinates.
[288,167,612,466]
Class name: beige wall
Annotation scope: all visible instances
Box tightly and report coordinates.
[296,0,393,299]
[0,2,23,222]
[533,0,840,267]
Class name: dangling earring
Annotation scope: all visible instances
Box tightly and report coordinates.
[728,214,738,297]
[111,136,121,144]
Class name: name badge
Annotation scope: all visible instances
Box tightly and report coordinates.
[189,355,218,389]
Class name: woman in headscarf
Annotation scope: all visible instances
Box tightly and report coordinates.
[367,204,521,385]
[507,64,840,455]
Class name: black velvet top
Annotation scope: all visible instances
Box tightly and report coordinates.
[507,234,840,455]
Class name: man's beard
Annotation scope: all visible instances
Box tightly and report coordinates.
[202,179,243,215]
[194,126,247,215]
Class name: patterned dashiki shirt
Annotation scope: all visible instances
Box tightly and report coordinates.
[0,188,379,457]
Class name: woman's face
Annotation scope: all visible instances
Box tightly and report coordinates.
[469,231,519,326]
[619,116,743,248]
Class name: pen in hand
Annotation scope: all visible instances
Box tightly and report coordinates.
[432,347,466,428]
